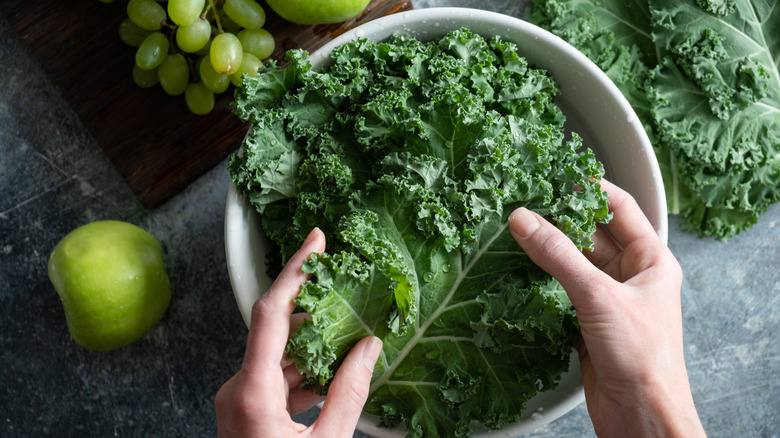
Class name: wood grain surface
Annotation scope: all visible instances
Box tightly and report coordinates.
[1,0,413,208]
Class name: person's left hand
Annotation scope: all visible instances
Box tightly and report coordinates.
[215,228,383,438]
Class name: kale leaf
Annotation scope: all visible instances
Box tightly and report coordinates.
[229,28,610,437]
[530,0,780,240]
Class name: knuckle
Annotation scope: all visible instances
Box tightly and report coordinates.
[534,227,571,260]
[656,246,683,282]
[216,383,254,420]
[339,358,374,408]
[579,274,611,300]
[250,295,274,323]
[231,389,254,413]
[345,379,371,407]
[609,186,638,212]
[214,385,228,409]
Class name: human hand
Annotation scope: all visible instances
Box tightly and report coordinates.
[508,180,706,438]
[215,228,383,438]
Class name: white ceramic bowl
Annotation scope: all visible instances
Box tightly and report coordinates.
[225,7,667,437]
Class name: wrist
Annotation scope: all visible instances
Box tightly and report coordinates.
[606,374,706,438]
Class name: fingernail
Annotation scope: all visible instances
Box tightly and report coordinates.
[302,227,320,246]
[509,207,540,238]
[362,336,383,370]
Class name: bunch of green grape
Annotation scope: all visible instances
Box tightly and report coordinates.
[116,0,275,115]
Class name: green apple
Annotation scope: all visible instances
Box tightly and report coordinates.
[48,220,171,352]
[264,0,371,25]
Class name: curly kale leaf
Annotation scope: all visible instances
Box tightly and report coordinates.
[530,0,780,240]
[648,0,780,237]
[229,28,610,437]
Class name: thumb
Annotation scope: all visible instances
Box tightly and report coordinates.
[508,207,608,308]
[313,336,383,437]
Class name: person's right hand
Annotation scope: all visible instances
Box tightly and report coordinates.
[508,180,706,438]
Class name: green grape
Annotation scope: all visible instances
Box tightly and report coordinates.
[195,38,213,56]
[176,18,211,53]
[158,53,190,96]
[127,0,167,31]
[223,0,266,30]
[198,54,230,93]
[210,33,243,75]
[168,0,205,26]
[119,18,153,47]
[237,28,274,60]
[194,55,204,76]
[136,32,169,70]
[200,25,220,54]
[184,82,215,115]
[216,9,243,34]
[229,52,262,87]
[132,64,159,88]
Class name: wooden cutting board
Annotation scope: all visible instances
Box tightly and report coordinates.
[1,0,413,208]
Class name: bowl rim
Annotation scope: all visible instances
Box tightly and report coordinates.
[225,6,667,438]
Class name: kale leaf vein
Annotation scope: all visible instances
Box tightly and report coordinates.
[531,0,780,240]
[229,27,611,436]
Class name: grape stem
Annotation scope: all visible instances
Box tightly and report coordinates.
[206,0,223,34]
[186,56,199,84]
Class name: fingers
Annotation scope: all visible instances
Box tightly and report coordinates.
[597,180,670,279]
[314,336,383,437]
[598,179,659,247]
[583,224,622,272]
[288,388,325,416]
[283,361,306,390]
[280,313,312,369]
[242,228,326,374]
[573,180,662,280]
[508,207,609,308]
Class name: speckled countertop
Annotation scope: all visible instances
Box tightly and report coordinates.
[1,1,778,437]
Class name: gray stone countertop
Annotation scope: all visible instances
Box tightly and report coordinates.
[1,1,778,437]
